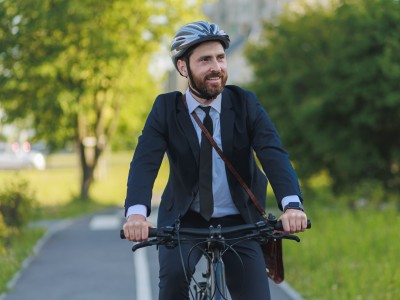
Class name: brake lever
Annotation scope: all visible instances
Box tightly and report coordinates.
[131,239,159,252]
[272,232,301,242]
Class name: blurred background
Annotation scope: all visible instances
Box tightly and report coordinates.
[0,0,399,299]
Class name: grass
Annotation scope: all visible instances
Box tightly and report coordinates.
[1,151,399,298]
[0,151,169,210]
[283,201,400,299]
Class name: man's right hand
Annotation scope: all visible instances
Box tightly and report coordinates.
[123,214,153,242]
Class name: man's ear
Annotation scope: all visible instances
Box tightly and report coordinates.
[177,59,188,77]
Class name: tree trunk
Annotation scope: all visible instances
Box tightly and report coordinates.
[77,138,102,200]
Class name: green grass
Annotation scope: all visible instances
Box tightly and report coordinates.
[0,151,169,209]
[283,201,400,299]
[0,228,45,293]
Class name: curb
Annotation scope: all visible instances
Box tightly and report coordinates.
[278,281,304,300]
[0,219,73,300]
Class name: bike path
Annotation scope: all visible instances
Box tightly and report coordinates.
[2,208,136,300]
[2,208,302,300]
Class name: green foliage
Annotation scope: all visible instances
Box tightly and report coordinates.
[0,178,38,228]
[0,0,204,149]
[0,179,42,294]
[0,0,204,198]
[246,0,400,194]
[0,214,11,241]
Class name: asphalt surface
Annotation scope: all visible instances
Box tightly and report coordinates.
[2,208,303,300]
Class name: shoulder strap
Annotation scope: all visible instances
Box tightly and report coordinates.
[182,94,268,219]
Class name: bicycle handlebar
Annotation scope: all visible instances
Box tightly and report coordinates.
[120,219,311,240]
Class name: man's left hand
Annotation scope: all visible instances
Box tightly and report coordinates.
[278,209,308,233]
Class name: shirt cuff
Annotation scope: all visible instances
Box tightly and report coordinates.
[126,205,147,219]
[281,195,301,209]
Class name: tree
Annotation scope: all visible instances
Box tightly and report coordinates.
[246,0,400,194]
[0,0,204,199]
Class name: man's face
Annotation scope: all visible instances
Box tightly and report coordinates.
[180,41,228,99]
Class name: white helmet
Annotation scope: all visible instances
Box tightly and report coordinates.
[171,20,230,70]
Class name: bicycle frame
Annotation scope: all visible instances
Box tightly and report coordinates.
[194,242,228,300]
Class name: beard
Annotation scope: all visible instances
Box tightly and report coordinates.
[190,70,228,99]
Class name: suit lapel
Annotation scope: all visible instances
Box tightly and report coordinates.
[177,94,200,166]
[220,89,235,162]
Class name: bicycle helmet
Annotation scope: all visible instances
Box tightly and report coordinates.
[171,21,230,100]
[171,20,230,71]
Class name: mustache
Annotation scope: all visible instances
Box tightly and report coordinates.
[205,71,224,79]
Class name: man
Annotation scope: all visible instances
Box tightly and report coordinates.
[123,20,308,300]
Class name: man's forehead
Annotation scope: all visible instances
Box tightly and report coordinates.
[191,41,225,56]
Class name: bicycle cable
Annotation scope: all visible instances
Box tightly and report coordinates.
[188,238,248,300]
[176,223,198,300]
[219,239,249,300]
[186,240,212,299]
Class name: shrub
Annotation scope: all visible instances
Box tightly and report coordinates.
[0,211,10,255]
[247,0,400,195]
[0,214,9,241]
[0,179,38,228]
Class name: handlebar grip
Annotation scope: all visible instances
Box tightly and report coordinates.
[119,228,158,239]
[148,228,158,237]
[274,219,312,231]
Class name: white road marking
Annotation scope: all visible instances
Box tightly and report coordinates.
[133,248,152,300]
[89,215,121,230]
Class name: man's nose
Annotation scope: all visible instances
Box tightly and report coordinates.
[210,58,222,72]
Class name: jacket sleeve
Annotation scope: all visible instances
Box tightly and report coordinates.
[245,90,303,209]
[124,95,168,216]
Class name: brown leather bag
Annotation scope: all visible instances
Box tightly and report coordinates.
[262,238,284,284]
[183,95,285,284]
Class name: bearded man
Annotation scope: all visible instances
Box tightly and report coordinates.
[123,20,307,300]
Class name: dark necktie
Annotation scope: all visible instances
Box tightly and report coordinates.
[199,106,214,220]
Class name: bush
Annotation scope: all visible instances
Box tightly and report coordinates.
[0,179,38,228]
[0,214,9,241]
[246,0,400,195]
[0,213,18,252]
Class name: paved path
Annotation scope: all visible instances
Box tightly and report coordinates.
[2,208,303,300]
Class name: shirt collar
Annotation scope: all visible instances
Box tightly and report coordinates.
[185,88,222,114]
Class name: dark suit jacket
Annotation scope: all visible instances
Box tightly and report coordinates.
[125,85,302,227]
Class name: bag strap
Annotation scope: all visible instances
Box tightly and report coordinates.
[182,94,268,219]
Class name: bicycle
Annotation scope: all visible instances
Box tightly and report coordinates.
[120,214,311,300]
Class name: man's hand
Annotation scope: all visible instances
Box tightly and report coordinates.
[278,209,308,233]
[123,214,153,242]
